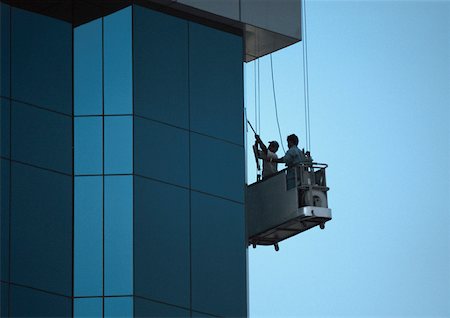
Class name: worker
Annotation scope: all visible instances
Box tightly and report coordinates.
[254,134,279,179]
[271,134,307,167]
[269,134,308,189]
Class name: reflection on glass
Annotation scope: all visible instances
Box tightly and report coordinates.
[104,7,132,115]
[74,298,102,317]
[104,176,133,295]
[75,117,102,175]
[74,18,102,116]
[104,297,133,317]
[104,116,132,174]
[74,177,103,297]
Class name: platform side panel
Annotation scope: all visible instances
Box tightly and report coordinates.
[246,173,298,238]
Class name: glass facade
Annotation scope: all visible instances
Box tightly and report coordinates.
[1,2,246,317]
[1,2,73,316]
[73,8,134,316]
[132,5,246,317]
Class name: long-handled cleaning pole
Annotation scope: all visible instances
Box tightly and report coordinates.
[247,120,261,180]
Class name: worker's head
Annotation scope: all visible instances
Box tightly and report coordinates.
[268,141,279,153]
[287,134,299,148]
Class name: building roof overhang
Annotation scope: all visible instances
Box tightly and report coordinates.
[2,0,302,62]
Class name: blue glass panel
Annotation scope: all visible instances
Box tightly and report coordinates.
[75,117,103,175]
[0,282,8,317]
[74,298,103,317]
[191,312,216,318]
[10,284,72,317]
[104,7,132,115]
[74,177,103,297]
[104,297,133,317]
[11,7,72,115]
[104,116,133,174]
[134,176,190,307]
[1,159,10,282]
[134,117,189,187]
[1,3,10,98]
[133,6,189,128]
[1,98,10,158]
[74,18,102,116]
[135,297,190,317]
[189,22,244,145]
[191,133,245,202]
[191,192,247,317]
[10,162,72,296]
[11,101,72,174]
[105,176,133,295]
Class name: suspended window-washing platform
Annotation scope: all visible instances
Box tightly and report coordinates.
[246,162,332,251]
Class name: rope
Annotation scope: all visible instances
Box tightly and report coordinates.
[254,60,258,134]
[270,54,286,153]
[257,58,261,135]
[302,0,311,152]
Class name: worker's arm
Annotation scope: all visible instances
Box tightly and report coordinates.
[255,134,268,155]
[270,157,285,164]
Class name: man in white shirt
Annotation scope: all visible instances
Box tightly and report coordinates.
[255,135,279,180]
[271,134,310,189]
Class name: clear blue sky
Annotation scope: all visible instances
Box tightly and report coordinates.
[245,1,450,317]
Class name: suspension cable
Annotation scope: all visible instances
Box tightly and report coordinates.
[254,60,258,134]
[270,54,286,153]
[302,0,311,152]
[257,58,261,135]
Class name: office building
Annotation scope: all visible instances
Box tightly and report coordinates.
[0,1,300,316]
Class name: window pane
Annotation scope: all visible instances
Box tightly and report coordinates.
[133,6,188,128]
[191,192,247,317]
[104,7,132,115]
[1,3,10,98]
[191,312,217,318]
[104,116,132,174]
[11,7,72,115]
[134,117,188,187]
[190,133,245,203]
[12,101,72,175]
[189,22,244,145]
[104,297,133,317]
[74,18,102,116]
[134,176,190,308]
[74,298,102,317]
[75,117,102,175]
[1,282,8,317]
[1,98,10,158]
[104,176,133,295]
[135,297,190,318]
[1,159,10,282]
[74,177,103,297]
[10,285,72,317]
[11,163,72,296]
